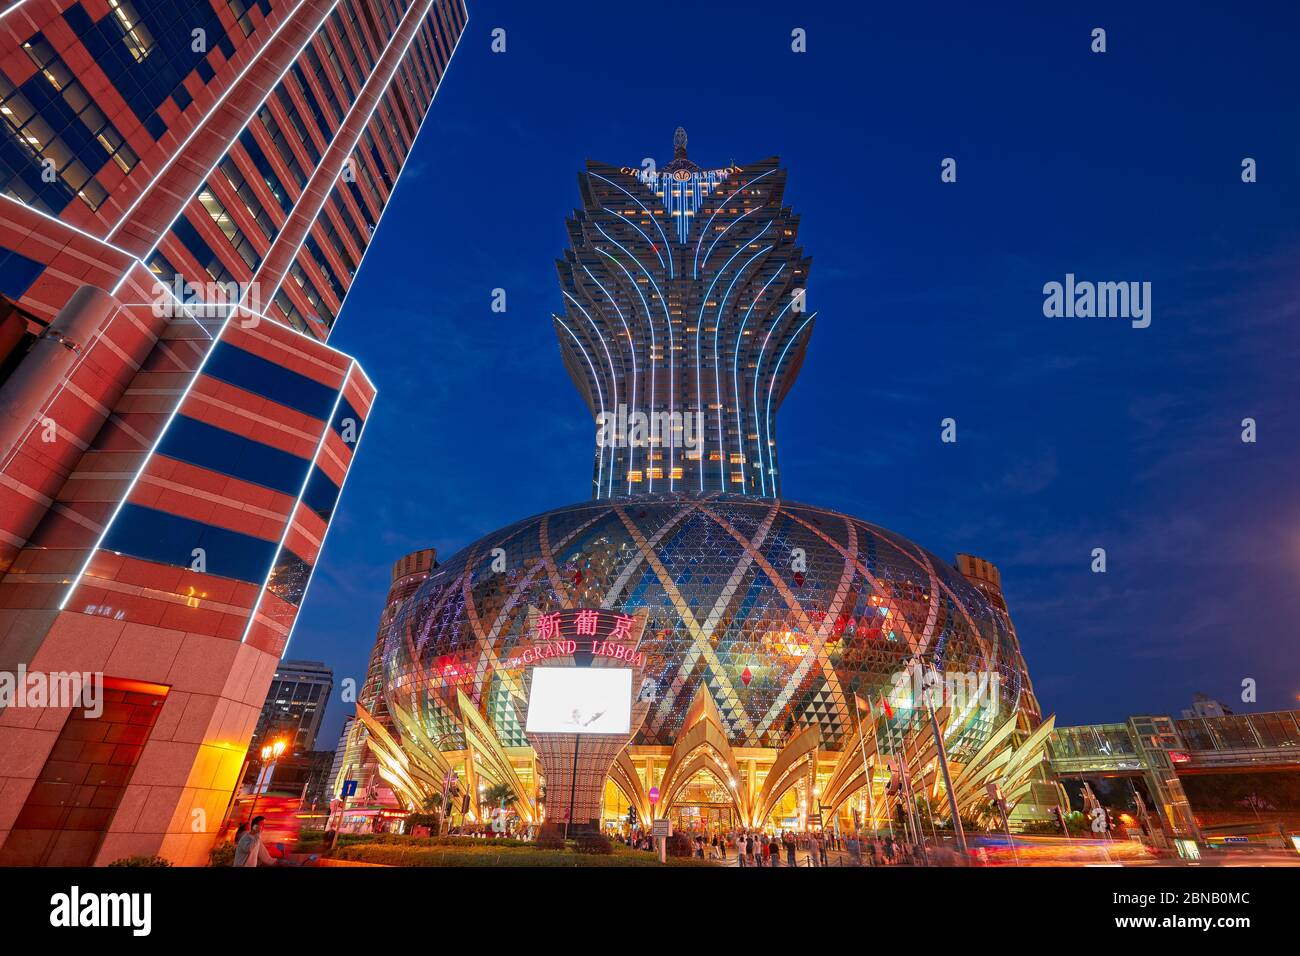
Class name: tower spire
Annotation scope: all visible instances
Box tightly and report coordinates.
[673,126,688,161]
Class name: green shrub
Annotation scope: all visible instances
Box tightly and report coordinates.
[329,832,531,854]
[574,832,613,855]
[330,842,715,867]
[208,842,236,867]
[108,854,173,867]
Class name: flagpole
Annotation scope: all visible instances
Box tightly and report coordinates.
[878,710,896,841]
[881,692,924,861]
[909,655,967,858]
[926,695,968,856]
[852,696,874,838]
[875,695,898,841]
[898,726,928,865]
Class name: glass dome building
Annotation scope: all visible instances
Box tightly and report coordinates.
[384,494,1024,757]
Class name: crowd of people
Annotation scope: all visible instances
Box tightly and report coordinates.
[623,826,944,866]
[724,829,838,866]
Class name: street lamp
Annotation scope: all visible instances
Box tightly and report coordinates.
[247,738,287,824]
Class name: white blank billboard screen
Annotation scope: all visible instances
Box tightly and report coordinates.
[526,667,632,735]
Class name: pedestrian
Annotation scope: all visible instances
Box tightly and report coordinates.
[233,815,274,867]
[784,831,797,867]
[747,833,757,867]
[819,833,830,866]
[768,834,781,867]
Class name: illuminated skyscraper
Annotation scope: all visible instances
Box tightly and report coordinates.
[0,0,466,865]
[373,132,1060,836]
[556,128,813,498]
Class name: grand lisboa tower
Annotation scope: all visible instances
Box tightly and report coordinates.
[363,131,1058,834]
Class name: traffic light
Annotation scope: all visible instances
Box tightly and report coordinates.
[627,806,638,827]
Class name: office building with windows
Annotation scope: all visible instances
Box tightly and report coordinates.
[0,0,466,865]
[248,658,332,754]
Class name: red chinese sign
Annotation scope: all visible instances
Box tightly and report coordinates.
[507,608,645,669]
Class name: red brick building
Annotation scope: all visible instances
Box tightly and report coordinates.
[0,0,466,865]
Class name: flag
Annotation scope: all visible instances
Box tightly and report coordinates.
[854,694,869,712]
[878,695,894,720]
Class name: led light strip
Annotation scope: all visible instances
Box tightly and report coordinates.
[588,171,672,276]
[239,361,351,644]
[695,220,772,492]
[556,316,607,498]
[107,0,319,244]
[253,0,444,314]
[751,297,799,497]
[562,289,619,496]
[592,220,675,492]
[326,7,467,335]
[582,263,637,493]
[763,313,816,498]
[732,263,785,495]
[699,202,763,278]
[601,206,665,273]
[56,297,365,608]
[56,306,237,611]
[712,243,772,491]
[0,193,137,262]
[692,168,775,279]
[0,0,35,22]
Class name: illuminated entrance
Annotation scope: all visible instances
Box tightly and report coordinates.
[668,769,737,834]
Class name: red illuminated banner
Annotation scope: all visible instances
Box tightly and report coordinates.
[505,608,646,669]
[535,608,636,642]
[511,639,646,670]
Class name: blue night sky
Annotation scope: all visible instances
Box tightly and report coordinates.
[296,1,1300,748]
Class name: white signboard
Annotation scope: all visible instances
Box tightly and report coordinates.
[651,818,672,839]
[526,667,632,735]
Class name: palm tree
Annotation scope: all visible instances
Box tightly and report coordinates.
[411,791,444,833]
[483,782,515,809]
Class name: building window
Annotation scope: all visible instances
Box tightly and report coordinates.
[218,157,278,240]
[195,185,262,270]
[21,37,138,175]
[107,0,154,62]
[227,0,255,37]
[0,74,110,211]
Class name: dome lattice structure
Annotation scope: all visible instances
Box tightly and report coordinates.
[384,494,1022,759]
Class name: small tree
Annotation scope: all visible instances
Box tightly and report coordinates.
[483,782,515,809]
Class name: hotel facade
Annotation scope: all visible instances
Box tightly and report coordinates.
[0,0,466,865]
[359,132,1063,839]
